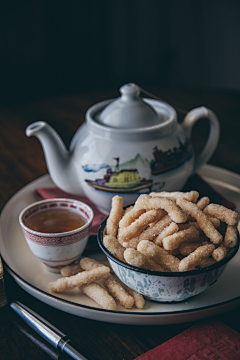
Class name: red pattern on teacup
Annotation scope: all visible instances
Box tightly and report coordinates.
[22,226,90,246]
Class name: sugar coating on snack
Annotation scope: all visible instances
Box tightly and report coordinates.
[162,226,199,251]
[118,209,163,243]
[176,198,223,244]
[203,203,239,226]
[103,274,134,309]
[154,222,179,246]
[61,264,83,277]
[179,243,215,272]
[135,194,188,223]
[137,240,180,272]
[224,224,238,248]
[106,195,124,237]
[196,196,210,210]
[150,191,199,203]
[80,282,117,310]
[49,266,110,292]
[103,234,125,262]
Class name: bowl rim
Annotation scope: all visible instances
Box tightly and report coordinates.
[97,216,240,277]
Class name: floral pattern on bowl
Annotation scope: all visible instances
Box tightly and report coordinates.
[108,258,226,302]
[97,218,239,303]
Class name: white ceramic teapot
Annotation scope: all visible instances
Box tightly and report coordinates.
[26,83,220,214]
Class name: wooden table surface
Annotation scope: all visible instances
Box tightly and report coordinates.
[1,88,240,360]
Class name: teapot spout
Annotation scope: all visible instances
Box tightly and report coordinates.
[26,121,77,194]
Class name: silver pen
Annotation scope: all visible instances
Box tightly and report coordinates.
[10,301,94,360]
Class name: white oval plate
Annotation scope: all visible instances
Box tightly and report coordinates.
[1,165,240,325]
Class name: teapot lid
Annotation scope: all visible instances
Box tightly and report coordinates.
[98,83,163,128]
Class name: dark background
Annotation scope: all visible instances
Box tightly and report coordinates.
[1,0,240,105]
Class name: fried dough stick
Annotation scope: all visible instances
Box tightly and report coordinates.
[80,258,144,308]
[179,243,215,272]
[124,248,166,272]
[203,204,239,226]
[176,198,223,244]
[137,240,180,272]
[150,191,199,203]
[49,266,110,292]
[61,259,117,310]
[118,209,163,244]
[80,257,135,309]
[106,195,124,237]
[103,234,125,262]
[135,194,188,223]
[162,226,199,251]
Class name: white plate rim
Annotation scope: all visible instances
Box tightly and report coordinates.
[1,164,240,325]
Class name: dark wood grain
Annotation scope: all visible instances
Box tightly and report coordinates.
[1,88,240,360]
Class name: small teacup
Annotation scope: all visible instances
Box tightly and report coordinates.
[19,198,94,272]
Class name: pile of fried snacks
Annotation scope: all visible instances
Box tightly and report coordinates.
[48,257,145,310]
[104,191,240,272]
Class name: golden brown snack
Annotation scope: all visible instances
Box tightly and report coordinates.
[103,190,238,276]
[135,194,188,223]
[123,237,140,249]
[162,226,199,251]
[103,234,125,262]
[198,257,216,268]
[153,222,179,246]
[80,257,103,270]
[124,248,145,268]
[178,217,219,232]
[150,191,199,203]
[178,221,201,231]
[178,243,215,272]
[237,220,240,235]
[176,198,223,244]
[102,275,134,309]
[137,240,180,272]
[138,215,172,242]
[106,195,124,237]
[123,205,134,215]
[79,257,113,272]
[121,214,170,249]
[118,209,163,244]
[60,264,83,277]
[224,224,238,248]
[49,266,110,293]
[178,241,208,256]
[196,196,210,210]
[101,260,114,272]
[212,244,229,262]
[118,207,146,230]
[80,257,140,309]
[80,257,113,272]
[124,248,166,272]
[120,284,145,309]
[61,258,117,310]
[203,203,239,226]
[207,216,221,228]
[80,282,117,310]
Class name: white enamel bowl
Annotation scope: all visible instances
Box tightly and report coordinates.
[97,217,239,302]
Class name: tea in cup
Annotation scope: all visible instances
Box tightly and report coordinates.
[19,198,94,272]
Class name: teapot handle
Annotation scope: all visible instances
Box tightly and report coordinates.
[182,106,220,174]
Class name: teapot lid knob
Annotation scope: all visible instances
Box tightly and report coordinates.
[119,83,141,97]
[98,83,162,128]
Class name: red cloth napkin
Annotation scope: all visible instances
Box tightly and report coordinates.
[35,187,107,237]
[135,320,240,360]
